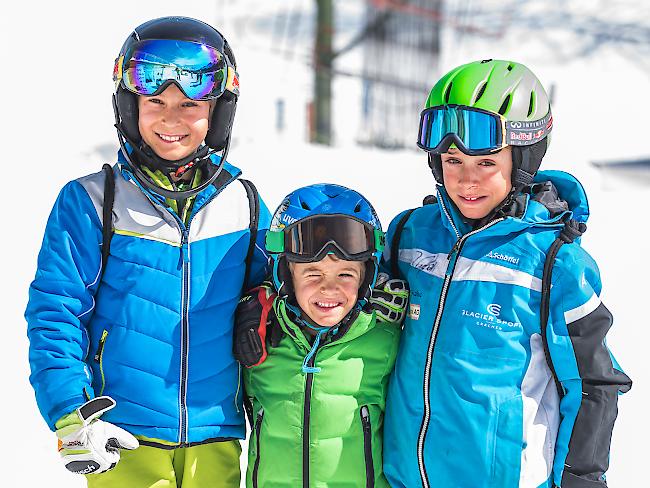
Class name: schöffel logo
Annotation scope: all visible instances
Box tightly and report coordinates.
[486,251,520,265]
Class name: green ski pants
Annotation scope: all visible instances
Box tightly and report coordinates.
[86,439,241,488]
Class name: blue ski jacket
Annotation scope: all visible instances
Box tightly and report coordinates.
[26,152,270,447]
[383,170,631,488]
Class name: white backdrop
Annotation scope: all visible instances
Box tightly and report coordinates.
[1,1,646,486]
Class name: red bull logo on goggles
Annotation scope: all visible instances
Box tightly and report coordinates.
[417,104,552,155]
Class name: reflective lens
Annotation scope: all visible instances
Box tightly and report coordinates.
[284,215,377,262]
[417,105,503,155]
[119,39,228,100]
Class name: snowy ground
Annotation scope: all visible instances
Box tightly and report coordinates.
[1,1,647,486]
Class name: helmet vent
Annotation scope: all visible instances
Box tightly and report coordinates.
[354,202,362,213]
[528,92,536,117]
[474,82,487,103]
[498,94,511,116]
[444,83,453,103]
[507,64,514,71]
[300,200,311,210]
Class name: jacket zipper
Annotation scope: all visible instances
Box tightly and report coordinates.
[175,189,224,444]
[360,405,375,488]
[93,329,109,396]
[179,227,190,444]
[122,165,236,446]
[252,408,264,488]
[302,348,318,488]
[416,214,503,488]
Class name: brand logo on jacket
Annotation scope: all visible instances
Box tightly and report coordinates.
[486,251,520,265]
[409,303,420,320]
[460,303,521,331]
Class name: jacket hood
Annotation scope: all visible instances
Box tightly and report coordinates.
[436,169,590,237]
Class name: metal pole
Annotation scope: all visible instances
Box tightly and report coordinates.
[313,0,333,145]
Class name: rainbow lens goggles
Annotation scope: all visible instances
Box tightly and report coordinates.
[113,39,239,101]
[417,104,553,155]
[266,214,384,263]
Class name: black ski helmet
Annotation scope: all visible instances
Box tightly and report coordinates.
[112,16,239,199]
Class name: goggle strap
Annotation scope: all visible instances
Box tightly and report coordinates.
[374,229,385,253]
[265,230,285,253]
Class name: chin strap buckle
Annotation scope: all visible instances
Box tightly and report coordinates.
[174,161,195,178]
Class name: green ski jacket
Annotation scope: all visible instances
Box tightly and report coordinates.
[243,299,400,488]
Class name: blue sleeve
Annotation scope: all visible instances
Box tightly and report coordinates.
[547,247,631,487]
[25,181,103,430]
[247,194,271,287]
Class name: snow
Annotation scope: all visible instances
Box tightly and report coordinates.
[1,1,646,486]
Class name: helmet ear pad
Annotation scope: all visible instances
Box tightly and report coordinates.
[206,90,237,151]
[428,153,444,184]
[114,86,142,145]
[511,138,548,187]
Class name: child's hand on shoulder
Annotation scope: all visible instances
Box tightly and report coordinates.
[233,283,283,367]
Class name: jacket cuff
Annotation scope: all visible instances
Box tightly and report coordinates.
[561,471,607,488]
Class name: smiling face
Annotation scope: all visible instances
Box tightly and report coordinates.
[290,255,364,328]
[137,83,211,161]
[441,146,513,220]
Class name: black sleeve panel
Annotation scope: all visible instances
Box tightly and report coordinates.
[561,302,632,488]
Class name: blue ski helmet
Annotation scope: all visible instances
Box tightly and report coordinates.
[266,183,384,305]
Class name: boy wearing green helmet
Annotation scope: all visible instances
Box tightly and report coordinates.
[383,59,631,488]
[233,183,403,487]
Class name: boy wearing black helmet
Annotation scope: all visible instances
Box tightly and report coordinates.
[25,16,270,487]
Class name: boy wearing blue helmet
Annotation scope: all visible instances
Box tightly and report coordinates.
[233,183,402,487]
[25,17,270,487]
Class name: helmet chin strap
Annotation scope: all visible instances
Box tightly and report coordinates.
[114,122,229,200]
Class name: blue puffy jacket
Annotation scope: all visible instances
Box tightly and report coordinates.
[383,170,631,488]
[26,152,270,447]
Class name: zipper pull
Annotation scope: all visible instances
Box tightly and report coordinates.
[94,330,109,362]
[448,238,462,260]
[360,405,371,431]
[179,229,190,265]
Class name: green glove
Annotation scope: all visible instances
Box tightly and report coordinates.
[369,272,409,324]
[56,396,138,475]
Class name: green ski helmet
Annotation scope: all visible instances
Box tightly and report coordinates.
[421,59,552,189]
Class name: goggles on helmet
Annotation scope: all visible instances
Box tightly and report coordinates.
[417,104,553,155]
[266,214,385,264]
[114,39,239,101]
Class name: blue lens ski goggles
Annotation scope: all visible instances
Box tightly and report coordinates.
[417,104,553,155]
[114,39,239,100]
[266,214,384,264]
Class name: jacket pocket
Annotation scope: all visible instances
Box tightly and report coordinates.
[252,407,264,488]
[93,329,109,396]
[360,405,375,488]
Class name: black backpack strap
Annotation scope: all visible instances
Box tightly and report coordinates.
[101,164,115,280]
[389,196,436,279]
[390,208,416,278]
[540,219,587,398]
[239,179,260,291]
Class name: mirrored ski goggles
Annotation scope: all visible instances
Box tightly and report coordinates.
[114,39,239,100]
[266,214,385,263]
[417,105,553,155]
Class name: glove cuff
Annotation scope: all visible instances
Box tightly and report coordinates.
[77,396,116,423]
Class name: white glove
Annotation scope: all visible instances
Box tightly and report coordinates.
[369,272,410,324]
[55,396,139,475]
